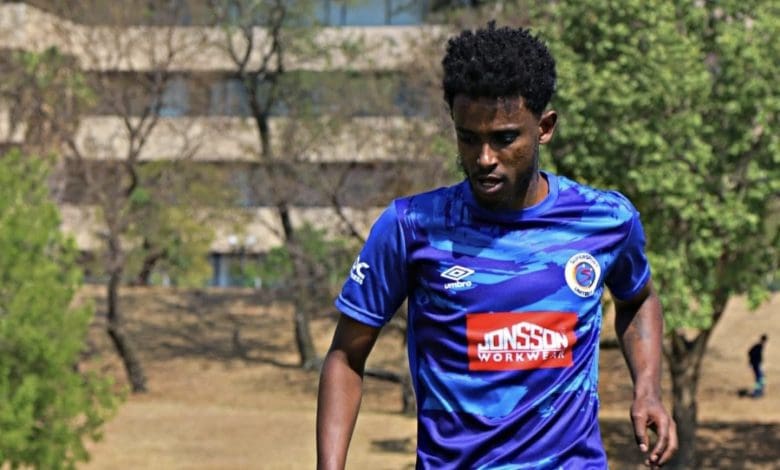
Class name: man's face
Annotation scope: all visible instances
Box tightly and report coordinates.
[452,95,556,211]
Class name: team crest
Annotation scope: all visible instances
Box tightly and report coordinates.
[565,253,601,297]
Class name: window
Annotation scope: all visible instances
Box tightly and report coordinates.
[318,0,426,26]
[209,78,251,116]
[159,76,190,117]
[231,166,255,207]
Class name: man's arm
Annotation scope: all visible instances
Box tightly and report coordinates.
[614,279,678,467]
[316,314,382,470]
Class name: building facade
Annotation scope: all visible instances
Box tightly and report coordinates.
[0,1,453,286]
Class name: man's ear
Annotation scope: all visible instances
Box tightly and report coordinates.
[538,110,558,145]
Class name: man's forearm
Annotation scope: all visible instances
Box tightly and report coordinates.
[614,285,678,464]
[316,349,365,470]
[615,290,664,396]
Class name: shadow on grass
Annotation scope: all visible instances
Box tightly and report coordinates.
[88,288,329,369]
[601,418,780,469]
[371,437,414,454]
[371,438,416,470]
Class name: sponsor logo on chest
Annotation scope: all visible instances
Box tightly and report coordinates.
[466,312,577,371]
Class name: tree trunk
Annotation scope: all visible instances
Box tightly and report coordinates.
[294,305,318,370]
[135,241,165,285]
[666,331,709,469]
[251,79,318,369]
[284,213,319,370]
[106,267,148,393]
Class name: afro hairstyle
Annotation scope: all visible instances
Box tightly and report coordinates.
[442,21,556,116]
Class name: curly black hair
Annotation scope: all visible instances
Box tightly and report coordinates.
[442,21,556,116]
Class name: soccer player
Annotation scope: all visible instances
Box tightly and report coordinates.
[317,22,678,469]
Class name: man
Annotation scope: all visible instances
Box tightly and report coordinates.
[317,22,677,469]
[749,334,768,398]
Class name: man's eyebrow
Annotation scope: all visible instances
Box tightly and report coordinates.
[455,126,522,134]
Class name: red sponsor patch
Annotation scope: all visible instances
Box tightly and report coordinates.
[466,312,578,371]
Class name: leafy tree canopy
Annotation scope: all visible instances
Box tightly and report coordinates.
[540,0,779,330]
[0,150,118,469]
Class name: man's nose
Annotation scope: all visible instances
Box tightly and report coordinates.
[478,143,498,166]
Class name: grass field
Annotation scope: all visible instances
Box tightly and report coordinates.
[77,287,780,469]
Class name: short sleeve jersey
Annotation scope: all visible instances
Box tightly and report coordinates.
[336,172,651,469]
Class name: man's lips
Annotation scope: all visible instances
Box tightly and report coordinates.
[475,174,504,190]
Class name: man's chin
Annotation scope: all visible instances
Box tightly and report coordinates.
[471,187,507,211]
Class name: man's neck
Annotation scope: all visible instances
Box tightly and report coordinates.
[522,171,548,209]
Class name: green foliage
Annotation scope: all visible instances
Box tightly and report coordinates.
[250,224,357,295]
[0,47,94,154]
[0,150,118,469]
[13,47,94,106]
[538,0,780,330]
[125,162,222,287]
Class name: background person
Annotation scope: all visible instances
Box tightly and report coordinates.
[749,334,768,397]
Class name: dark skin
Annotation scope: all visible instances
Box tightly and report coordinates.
[316,316,381,470]
[316,94,677,468]
[615,280,679,467]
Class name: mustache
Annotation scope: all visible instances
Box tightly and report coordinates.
[457,155,500,178]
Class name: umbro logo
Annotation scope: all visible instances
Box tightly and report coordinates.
[441,265,475,281]
[441,265,475,289]
[350,256,369,285]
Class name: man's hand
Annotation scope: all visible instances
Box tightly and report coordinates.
[630,394,678,467]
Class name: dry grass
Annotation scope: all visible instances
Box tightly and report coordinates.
[76,287,780,469]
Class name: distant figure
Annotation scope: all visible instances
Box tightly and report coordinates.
[748,334,768,397]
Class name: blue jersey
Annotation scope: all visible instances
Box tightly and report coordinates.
[336,172,650,469]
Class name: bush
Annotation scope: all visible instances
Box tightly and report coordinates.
[0,150,118,469]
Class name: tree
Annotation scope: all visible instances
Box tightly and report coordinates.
[205,0,322,368]
[208,0,453,369]
[41,0,219,392]
[537,1,779,467]
[124,161,224,287]
[1,2,224,392]
[0,150,117,469]
[0,47,91,199]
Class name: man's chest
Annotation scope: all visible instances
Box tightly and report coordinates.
[407,222,616,312]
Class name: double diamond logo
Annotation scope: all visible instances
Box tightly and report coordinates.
[441,265,475,289]
[441,265,475,281]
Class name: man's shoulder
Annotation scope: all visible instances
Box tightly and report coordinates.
[554,174,638,219]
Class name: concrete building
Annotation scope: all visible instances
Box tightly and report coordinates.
[0,1,454,286]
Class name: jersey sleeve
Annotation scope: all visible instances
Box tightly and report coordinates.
[605,201,651,301]
[334,202,408,328]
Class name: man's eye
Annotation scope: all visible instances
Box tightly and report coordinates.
[493,132,518,145]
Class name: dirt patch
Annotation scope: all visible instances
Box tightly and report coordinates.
[78,287,780,469]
